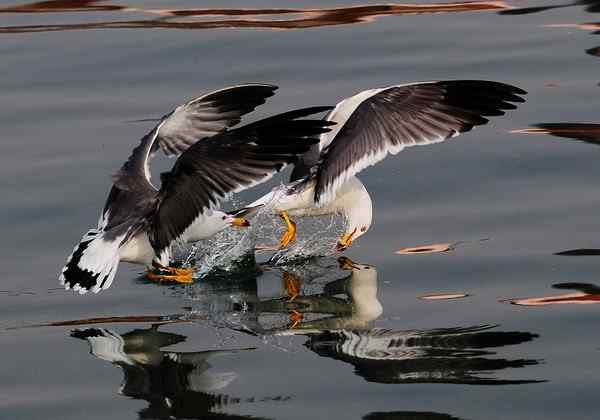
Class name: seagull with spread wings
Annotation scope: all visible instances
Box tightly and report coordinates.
[60,84,333,293]
[249,80,526,251]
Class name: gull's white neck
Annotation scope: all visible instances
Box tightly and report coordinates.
[334,177,373,238]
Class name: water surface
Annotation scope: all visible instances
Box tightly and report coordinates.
[1,1,600,419]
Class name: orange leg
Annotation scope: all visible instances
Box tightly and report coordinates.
[283,271,302,302]
[289,310,304,329]
[278,211,297,248]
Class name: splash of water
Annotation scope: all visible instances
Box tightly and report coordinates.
[249,184,345,266]
[174,184,345,276]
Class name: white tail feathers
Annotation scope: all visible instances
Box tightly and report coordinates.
[59,228,123,294]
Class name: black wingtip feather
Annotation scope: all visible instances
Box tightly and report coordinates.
[242,106,335,131]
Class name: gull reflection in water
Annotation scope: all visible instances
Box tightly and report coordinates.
[198,257,544,386]
[71,326,276,419]
[64,256,543,409]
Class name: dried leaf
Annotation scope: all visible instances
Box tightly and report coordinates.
[396,243,454,255]
[419,293,469,300]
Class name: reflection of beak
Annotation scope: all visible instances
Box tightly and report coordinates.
[338,256,361,270]
[336,228,357,252]
[230,217,250,227]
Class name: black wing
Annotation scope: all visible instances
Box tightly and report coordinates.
[112,84,278,192]
[150,106,334,254]
[314,80,526,205]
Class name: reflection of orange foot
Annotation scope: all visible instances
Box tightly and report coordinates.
[289,310,303,329]
[147,264,193,284]
[278,211,297,248]
[283,272,302,302]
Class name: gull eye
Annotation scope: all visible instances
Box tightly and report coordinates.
[222,215,227,220]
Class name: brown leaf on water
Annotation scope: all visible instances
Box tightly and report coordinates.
[396,243,455,254]
[419,293,469,300]
[544,23,600,31]
[504,293,600,306]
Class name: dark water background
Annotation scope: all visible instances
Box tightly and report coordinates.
[2,1,600,419]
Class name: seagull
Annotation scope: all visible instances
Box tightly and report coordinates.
[249,80,526,251]
[279,256,383,331]
[60,84,333,294]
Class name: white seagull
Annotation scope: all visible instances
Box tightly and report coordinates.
[249,80,526,250]
[60,84,333,293]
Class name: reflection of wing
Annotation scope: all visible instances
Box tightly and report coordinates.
[364,411,465,420]
[498,5,564,15]
[554,282,600,294]
[517,123,600,145]
[314,81,526,205]
[71,328,132,364]
[307,326,542,385]
[587,46,600,57]
[165,348,253,392]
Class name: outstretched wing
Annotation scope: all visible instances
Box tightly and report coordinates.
[314,80,527,206]
[112,84,278,192]
[149,106,335,255]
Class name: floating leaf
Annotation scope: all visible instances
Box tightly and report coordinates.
[419,293,469,300]
[504,283,600,306]
[396,243,455,254]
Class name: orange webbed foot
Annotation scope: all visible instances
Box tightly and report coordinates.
[147,263,194,284]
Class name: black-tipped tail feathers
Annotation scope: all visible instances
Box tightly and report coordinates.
[60,229,121,294]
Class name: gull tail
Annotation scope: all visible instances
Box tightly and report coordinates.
[60,228,123,294]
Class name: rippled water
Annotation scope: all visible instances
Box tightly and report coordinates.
[2,1,600,419]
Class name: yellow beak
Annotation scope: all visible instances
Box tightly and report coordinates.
[230,217,250,227]
[336,228,357,252]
